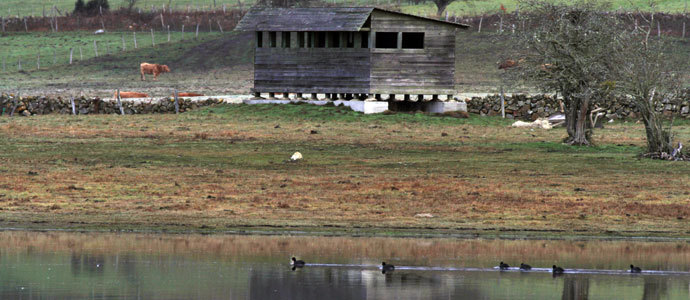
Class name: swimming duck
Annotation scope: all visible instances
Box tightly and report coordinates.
[630,264,642,273]
[382,262,395,273]
[291,257,305,267]
[520,263,532,271]
[499,262,510,270]
[552,265,564,274]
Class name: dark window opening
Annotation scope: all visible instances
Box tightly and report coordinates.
[256,31,263,48]
[307,32,313,47]
[328,32,340,48]
[346,32,354,48]
[269,32,277,48]
[298,32,305,48]
[402,32,424,49]
[315,32,326,48]
[361,32,369,48]
[281,32,291,48]
[375,32,398,49]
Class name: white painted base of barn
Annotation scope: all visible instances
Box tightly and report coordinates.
[242,99,389,114]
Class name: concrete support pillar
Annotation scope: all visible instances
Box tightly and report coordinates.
[404,94,410,101]
[253,92,264,99]
[432,94,439,101]
[296,93,303,100]
[310,93,318,100]
[268,92,276,99]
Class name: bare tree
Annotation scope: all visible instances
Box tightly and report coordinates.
[617,12,685,159]
[126,0,138,11]
[509,1,623,145]
[432,0,455,17]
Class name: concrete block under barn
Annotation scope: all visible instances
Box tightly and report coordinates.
[235,7,468,112]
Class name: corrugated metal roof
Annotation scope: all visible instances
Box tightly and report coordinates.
[235,7,469,31]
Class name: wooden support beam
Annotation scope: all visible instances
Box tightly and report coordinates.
[290,32,298,49]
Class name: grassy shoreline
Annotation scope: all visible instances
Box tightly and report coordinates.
[1,104,689,240]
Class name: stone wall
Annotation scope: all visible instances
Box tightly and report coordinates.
[466,93,690,121]
[0,95,225,116]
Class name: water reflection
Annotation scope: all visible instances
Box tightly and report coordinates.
[0,231,688,299]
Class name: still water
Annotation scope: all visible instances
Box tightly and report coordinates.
[1,231,690,299]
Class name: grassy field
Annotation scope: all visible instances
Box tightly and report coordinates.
[2,0,690,17]
[0,104,688,237]
[0,31,254,97]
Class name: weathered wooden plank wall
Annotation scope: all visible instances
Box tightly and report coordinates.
[369,10,457,95]
[254,48,371,94]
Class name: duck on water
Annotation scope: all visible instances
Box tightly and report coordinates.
[291,257,305,270]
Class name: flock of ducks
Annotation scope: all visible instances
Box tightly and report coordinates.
[292,257,644,274]
[499,261,643,275]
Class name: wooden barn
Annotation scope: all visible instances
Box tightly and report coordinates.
[235,7,469,101]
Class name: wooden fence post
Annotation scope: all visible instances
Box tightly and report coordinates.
[151,28,155,47]
[70,96,76,115]
[217,21,223,33]
[1,17,5,33]
[182,24,185,40]
[133,32,138,49]
[174,89,180,114]
[160,13,165,29]
[69,48,73,64]
[79,47,83,60]
[167,25,170,42]
[478,16,483,33]
[121,34,126,51]
[683,22,686,38]
[24,17,28,32]
[500,85,505,118]
[657,20,661,38]
[209,19,212,33]
[93,40,98,57]
[196,22,199,39]
[116,89,125,115]
[36,53,40,70]
[10,91,20,117]
[18,57,21,71]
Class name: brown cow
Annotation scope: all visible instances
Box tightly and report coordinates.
[140,62,171,81]
[115,91,149,99]
[498,58,525,70]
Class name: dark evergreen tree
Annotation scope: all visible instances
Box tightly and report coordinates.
[73,0,86,14]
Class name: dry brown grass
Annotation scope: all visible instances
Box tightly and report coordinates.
[0,105,688,237]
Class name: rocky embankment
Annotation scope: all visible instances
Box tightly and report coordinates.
[466,93,690,121]
[0,95,225,116]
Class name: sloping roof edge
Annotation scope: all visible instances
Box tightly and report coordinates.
[235,7,470,31]
[371,8,470,29]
